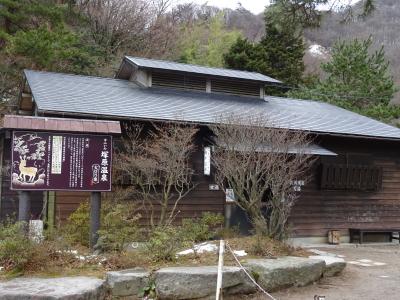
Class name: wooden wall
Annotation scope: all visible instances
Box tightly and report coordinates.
[53,126,225,224]
[22,124,400,239]
[290,136,400,237]
[54,191,90,223]
[53,148,225,224]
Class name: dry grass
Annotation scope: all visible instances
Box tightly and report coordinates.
[0,235,309,280]
[226,236,310,258]
[101,235,309,272]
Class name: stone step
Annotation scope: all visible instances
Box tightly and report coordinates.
[0,276,106,300]
[106,268,150,298]
[244,256,326,292]
[155,266,256,299]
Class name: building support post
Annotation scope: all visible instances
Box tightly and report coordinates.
[90,191,101,249]
[47,191,56,229]
[18,190,31,233]
[224,202,233,228]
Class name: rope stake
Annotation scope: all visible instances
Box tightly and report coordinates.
[216,240,225,300]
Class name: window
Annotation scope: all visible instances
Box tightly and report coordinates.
[152,71,206,91]
[320,163,382,191]
[211,78,260,97]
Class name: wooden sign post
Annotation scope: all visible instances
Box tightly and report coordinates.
[90,191,101,249]
[18,191,31,233]
[3,115,121,250]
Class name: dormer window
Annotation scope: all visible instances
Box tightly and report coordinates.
[116,56,281,99]
[211,78,261,98]
[152,71,206,91]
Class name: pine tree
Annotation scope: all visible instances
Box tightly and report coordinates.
[260,8,305,86]
[289,38,398,123]
[223,4,305,87]
[0,0,93,73]
[0,0,62,38]
[290,38,396,109]
[0,0,94,107]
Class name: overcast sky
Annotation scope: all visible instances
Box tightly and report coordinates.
[173,0,362,15]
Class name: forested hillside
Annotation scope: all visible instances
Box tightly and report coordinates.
[1,0,398,123]
[304,0,400,104]
[0,1,247,110]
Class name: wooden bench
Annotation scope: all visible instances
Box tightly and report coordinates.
[349,228,400,244]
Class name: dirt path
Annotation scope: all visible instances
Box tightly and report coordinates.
[269,245,400,300]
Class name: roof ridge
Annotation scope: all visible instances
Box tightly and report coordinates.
[125,56,266,76]
[24,69,127,83]
[5,114,119,124]
[24,69,141,90]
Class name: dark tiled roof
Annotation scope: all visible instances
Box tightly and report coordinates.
[124,56,282,84]
[1,114,121,134]
[24,70,400,140]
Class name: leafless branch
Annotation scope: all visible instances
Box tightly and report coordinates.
[211,114,316,240]
[114,122,199,228]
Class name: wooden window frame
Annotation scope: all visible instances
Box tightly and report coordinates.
[320,163,382,191]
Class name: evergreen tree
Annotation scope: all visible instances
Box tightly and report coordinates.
[223,4,305,86]
[0,1,93,73]
[290,38,396,109]
[270,0,375,27]
[289,38,398,123]
[0,0,63,39]
[0,0,95,108]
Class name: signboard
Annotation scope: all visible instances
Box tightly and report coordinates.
[11,131,112,191]
[204,146,211,175]
[226,188,235,203]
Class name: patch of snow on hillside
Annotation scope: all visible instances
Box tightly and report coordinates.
[308,44,329,58]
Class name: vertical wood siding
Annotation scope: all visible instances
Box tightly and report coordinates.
[54,148,225,223]
[48,131,400,238]
[289,136,400,237]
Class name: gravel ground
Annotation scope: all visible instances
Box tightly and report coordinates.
[270,244,400,300]
[228,244,400,300]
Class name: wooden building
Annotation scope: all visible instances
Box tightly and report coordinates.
[3,56,400,242]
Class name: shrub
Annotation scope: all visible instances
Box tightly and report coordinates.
[145,226,182,262]
[0,218,82,274]
[217,225,241,239]
[63,202,90,247]
[64,200,142,251]
[97,202,141,252]
[0,220,34,272]
[180,212,224,243]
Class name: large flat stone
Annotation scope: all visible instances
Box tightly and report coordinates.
[106,268,150,298]
[244,256,325,292]
[0,276,106,300]
[309,255,346,277]
[155,266,256,299]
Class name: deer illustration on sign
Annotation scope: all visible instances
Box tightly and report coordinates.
[19,155,38,183]
[12,132,47,187]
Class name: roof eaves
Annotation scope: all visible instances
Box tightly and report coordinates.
[35,107,400,142]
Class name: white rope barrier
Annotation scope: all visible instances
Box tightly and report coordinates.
[225,242,278,300]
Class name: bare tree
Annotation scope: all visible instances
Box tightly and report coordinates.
[211,115,315,240]
[76,0,180,59]
[114,122,199,228]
